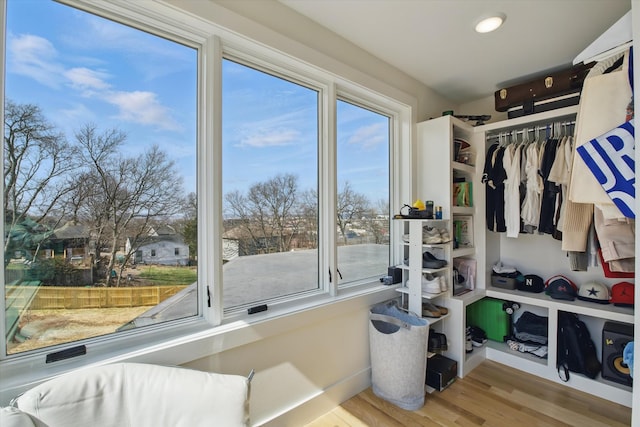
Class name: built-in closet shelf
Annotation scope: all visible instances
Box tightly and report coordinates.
[396,287,448,301]
[451,288,485,305]
[481,105,579,133]
[417,106,634,408]
[485,286,634,324]
[453,247,475,258]
[396,264,449,275]
[452,206,474,215]
[452,161,475,174]
[484,340,548,366]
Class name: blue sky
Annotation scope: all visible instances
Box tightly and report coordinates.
[6,0,389,206]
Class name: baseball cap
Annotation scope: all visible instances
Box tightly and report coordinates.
[610,282,635,307]
[517,274,544,293]
[577,281,610,304]
[545,275,577,301]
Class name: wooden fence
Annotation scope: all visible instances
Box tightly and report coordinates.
[5,285,188,310]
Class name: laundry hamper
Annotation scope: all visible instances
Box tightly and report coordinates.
[369,302,429,410]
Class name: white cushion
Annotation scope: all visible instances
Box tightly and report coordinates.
[0,406,41,427]
[14,363,250,427]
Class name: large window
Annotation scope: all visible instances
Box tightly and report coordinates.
[221,58,320,310]
[336,99,390,286]
[1,0,406,370]
[3,0,198,355]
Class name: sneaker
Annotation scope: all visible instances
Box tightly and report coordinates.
[423,226,442,244]
[465,327,473,353]
[469,326,488,347]
[421,274,442,294]
[439,275,448,292]
[439,228,451,243]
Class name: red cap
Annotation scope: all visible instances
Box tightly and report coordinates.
[610,282,634,306]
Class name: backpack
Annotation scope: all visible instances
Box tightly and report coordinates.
[557,311,601,381]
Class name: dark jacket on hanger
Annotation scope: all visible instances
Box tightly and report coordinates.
[483,143,507,232]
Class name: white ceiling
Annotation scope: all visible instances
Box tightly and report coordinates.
[278,0,631,104]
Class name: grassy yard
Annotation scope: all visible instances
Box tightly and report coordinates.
[135,265,197,286]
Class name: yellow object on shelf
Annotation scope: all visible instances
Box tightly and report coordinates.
[413,199,426,211]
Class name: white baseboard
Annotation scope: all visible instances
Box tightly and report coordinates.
[255,367,371,427]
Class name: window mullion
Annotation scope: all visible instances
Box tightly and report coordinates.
[322,84,338,296]
[204,35,223,325]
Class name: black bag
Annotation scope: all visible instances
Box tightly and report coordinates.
[557,311,601,381]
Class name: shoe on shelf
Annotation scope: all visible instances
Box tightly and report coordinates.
[468,326,488,347]
[434,305,448,315]
[429,330,448,352]
[402,234,410,243]
[439,228,451,243]
[465,327,473,353]
[439,275,448,292]
[421,274,442,294]
[422,301,442,318]
[422,251,447,268]
[422,226,442,244]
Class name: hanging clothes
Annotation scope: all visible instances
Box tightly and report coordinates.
[483,143,506,232]
[568,48,632,216]
[521,140,542,231]
[538,137,560,235]
[503,142,522,238]
[548,134,574,234]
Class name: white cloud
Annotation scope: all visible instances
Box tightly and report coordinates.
[8,33,65,88]
[239,128,300,148]
[64,67,111,92]
[347,122,386,149]
[9,30,182,132]
[104,91,180,131]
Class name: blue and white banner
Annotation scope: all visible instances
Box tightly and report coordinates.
[576,119,635,218]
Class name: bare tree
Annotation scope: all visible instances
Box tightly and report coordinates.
[74,124,185,286]
[3,100,78,259]
[361,198,390,244]
[298,188,318,249]
[224,173,300,254]
[336,181,369,245]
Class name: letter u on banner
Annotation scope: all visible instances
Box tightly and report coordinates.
[576,119,635,218]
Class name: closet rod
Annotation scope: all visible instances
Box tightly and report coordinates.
[486,120,575,140]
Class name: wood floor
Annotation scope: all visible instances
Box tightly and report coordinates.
[305,360,632,427]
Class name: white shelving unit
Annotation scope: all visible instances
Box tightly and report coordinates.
[415,106,634,407]
[395,218,451,324]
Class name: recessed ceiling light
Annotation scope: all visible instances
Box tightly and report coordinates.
[475,13,506,33]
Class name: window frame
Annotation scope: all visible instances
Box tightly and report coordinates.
[334,93,396,289]
[0,0,411,392]
[0,0,214,366]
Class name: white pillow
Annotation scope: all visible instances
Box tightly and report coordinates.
[14,363,250,427]
[0,406,41,427]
